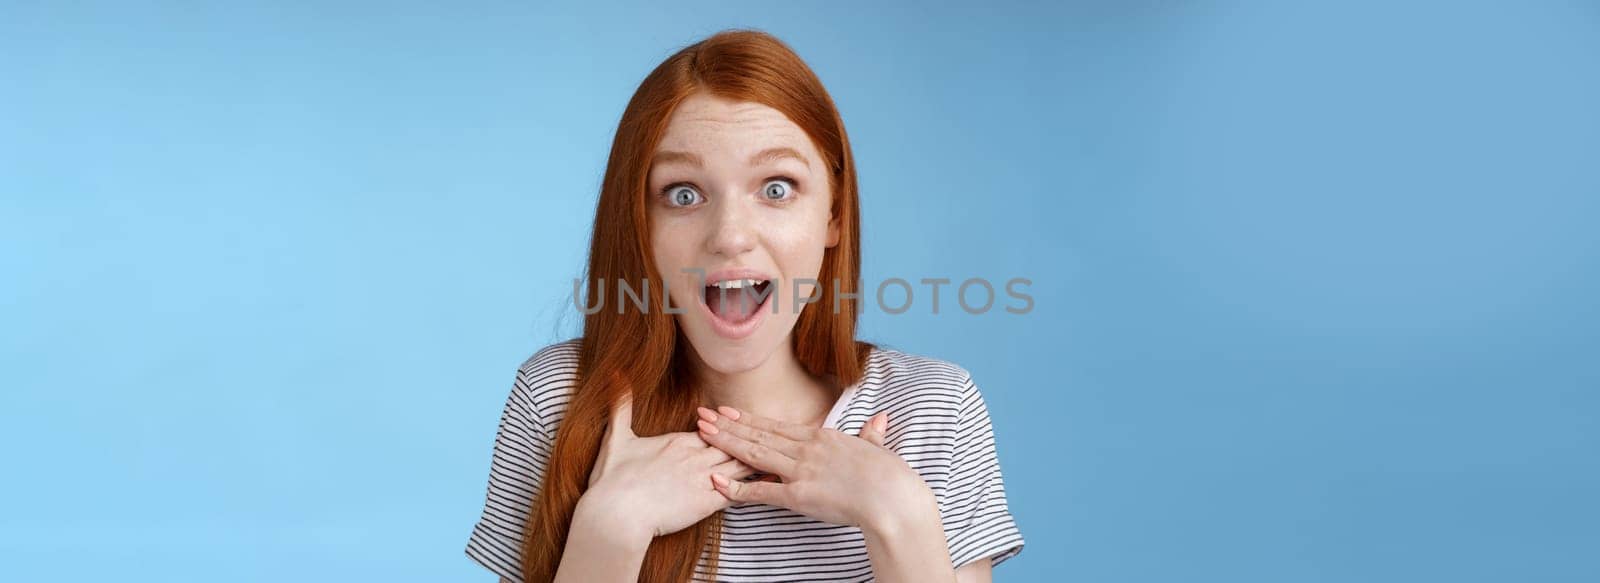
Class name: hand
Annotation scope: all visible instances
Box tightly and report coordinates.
[581,391,758,540]
[695,406,934,530]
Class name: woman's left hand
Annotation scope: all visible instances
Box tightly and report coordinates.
[695,405,935,530]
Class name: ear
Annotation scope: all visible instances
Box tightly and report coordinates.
[825,212,841,248]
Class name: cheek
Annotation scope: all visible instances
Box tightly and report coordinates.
[767,205,833,281]
[650,215,707,303]
[650,217,692,273]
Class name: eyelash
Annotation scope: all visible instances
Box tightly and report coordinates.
[658,175,801,205]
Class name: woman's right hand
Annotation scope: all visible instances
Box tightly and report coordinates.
[577,391,756,540]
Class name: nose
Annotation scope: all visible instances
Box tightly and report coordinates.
[705,188,757,258]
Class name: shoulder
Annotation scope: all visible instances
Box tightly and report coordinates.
[855,346,982,428]
[514,337,582,379]
[468,341,583,582]
[508,338,582,427]
[862,345,979,403]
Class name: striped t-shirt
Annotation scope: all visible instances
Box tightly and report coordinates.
[465,338,1025,582]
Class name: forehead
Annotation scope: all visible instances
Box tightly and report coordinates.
[654,93,818,161]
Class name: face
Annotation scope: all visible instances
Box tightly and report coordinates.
[647,92,839,374]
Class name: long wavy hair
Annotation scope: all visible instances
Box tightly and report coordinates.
[516,29,871,582]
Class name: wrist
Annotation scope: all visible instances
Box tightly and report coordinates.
[858,482,956,582]
[573,491,653,552]
[860,481,939,538]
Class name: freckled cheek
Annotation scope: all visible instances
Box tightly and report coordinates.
[650,218,707,294]
[761,212,832,288]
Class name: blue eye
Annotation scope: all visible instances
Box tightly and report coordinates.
[663,184,703,207]
[762,177,796,201]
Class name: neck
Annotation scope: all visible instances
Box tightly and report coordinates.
[693,339,839,427]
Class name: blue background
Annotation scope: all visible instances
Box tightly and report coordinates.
[3,1,1596,581]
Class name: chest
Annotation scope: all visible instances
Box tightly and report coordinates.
[694,503,874,582]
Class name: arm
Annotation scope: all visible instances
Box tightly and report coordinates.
[550,393,757,582]
[551,495,653,583]
[860,487,998,583]
[955,558,994,583]
[491,499,657,583]
[860,485,958,583]
[941,371,1025,574]
[850,369,1022,583]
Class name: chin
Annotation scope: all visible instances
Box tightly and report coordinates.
[684,330,777,375]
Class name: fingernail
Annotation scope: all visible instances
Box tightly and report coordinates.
[697,419,719,435]
[717,406,741,420]
[711,473,730,488]
[697,406,718,423]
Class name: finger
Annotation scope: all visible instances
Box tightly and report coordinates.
[713,405,817,441]
[711,458,758,481]
[858,412,888,447]
[699,407,804,458]
[711,473,789,507]
[694,440,735,464]
[697,417,798,477]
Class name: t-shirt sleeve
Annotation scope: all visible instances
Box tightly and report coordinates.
[940,369,1026,569]
[464,365,553,582]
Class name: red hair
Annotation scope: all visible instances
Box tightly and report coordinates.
[517,29,871,582]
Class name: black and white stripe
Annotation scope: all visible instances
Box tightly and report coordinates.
[465,339,1025,581]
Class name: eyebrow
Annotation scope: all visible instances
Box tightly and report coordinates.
[651,147,812,170]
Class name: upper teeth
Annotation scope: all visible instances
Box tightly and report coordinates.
[713,278,764,289]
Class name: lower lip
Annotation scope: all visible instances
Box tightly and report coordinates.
[700,288,770,340]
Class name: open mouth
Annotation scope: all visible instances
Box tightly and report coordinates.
[701,277,772,335]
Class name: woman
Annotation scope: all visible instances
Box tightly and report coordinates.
[465,29,1024,582]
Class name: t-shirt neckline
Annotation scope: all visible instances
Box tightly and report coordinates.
[820,384,856,430]
[819,347,876,430]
